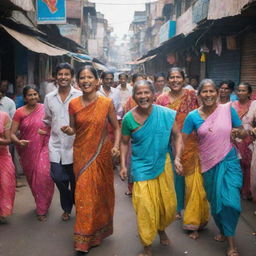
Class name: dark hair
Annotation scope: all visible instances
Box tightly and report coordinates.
[76,65,99,81]
[167,67,185,80]
[198,79,218,95]
[154,72,166,81]
[131,73,144,83]
[55,62,74,77]
[101,71,114,79]
[190,74,199,81]
[118,73,128,79]
[23,85,39,98]
[132,80,155,98]
[236,82,253,94]
[219,80,235,91]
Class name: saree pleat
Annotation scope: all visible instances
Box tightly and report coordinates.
[203,148,242,236]
[16,104,54,215]
[183,159,209,230]
[132,154,176,246]
[157,90,209,228]
[71,96,114,252]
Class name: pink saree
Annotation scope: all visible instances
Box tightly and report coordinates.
[15,104,54,215]
[0,111,15,217]
[198,103,233,173]
[232,100,254,199]
[242,100,256,201]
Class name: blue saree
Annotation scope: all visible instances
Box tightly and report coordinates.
[130,105,176,182]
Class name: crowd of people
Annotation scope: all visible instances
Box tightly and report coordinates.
[0,63,256,256]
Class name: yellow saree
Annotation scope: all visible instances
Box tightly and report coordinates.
[157,90,209,230]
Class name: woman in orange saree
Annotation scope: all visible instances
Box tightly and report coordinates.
[156,67,209,239]
[62,66,120,255]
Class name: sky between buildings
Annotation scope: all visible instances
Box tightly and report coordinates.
[91,0,150,39]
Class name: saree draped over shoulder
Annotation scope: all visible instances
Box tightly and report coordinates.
[131,105,177,245]
[16,104,54,215]
[156,90,209,230]
[70,96,114,252]
[198,103,242,236]
[0,112,15,217]
[232,100,254,199]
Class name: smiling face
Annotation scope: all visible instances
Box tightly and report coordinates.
[236,84,251,101]
[168,71,184,92]
[155,76,165,91]
[119,75,127,86]
[25,88,39,106]
[56,68,73,88]
[134,84,154,110]
[219,83,232,98]
[102,73,114,88]
[199,83,218,107]
[78,69,98,94]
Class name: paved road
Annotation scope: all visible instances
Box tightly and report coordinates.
[1,173,256,256]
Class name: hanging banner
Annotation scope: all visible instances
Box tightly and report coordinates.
[36,0,66,24]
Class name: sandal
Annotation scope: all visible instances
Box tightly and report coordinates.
[214,234,226,242]
[158,231,170,246]
[37,215,47,222]
[189,231,199,240]
[61,212,70,221]
[175,212,182,220]
[227,249,239,256]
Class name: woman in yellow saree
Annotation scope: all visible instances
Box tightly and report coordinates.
[156,67,209,239]
[120,80,183,256]
[62,66,120,255]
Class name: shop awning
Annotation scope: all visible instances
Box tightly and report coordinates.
[126,54,157,65]
[0,24,68,56]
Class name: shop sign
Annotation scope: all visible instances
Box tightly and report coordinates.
[36,0,66,24]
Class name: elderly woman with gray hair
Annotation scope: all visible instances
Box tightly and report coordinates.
[120,80,183,256]
[182,79,246,256]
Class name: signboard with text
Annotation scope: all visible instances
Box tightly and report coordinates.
[36,0,66,24]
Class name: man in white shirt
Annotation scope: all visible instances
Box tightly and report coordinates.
[98,71,123,121]
[43,63,82,221]
[116,73,133,108]
[0,83,16,118]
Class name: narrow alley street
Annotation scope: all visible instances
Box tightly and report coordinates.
[1,173,256,256]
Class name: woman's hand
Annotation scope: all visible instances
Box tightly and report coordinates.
[119,166,128,181]
[111,146,120,157]
[61,126,74,136]
[174,157,183,175]
[251,127,256,137]
[19,140,29,147]
[38,128,47,135]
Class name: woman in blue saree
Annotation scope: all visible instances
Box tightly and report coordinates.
[182,79,246,256]
[120,80,183,256]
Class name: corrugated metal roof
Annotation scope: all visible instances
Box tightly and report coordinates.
[9,0,35,12]
[1,24,68,56]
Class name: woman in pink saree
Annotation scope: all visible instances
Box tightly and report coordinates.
[183,79,246,256]
[232,82,254,200]
[11,86,54,221]
[0,111,15,223]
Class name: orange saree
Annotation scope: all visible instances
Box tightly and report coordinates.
[69,96,115,252]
